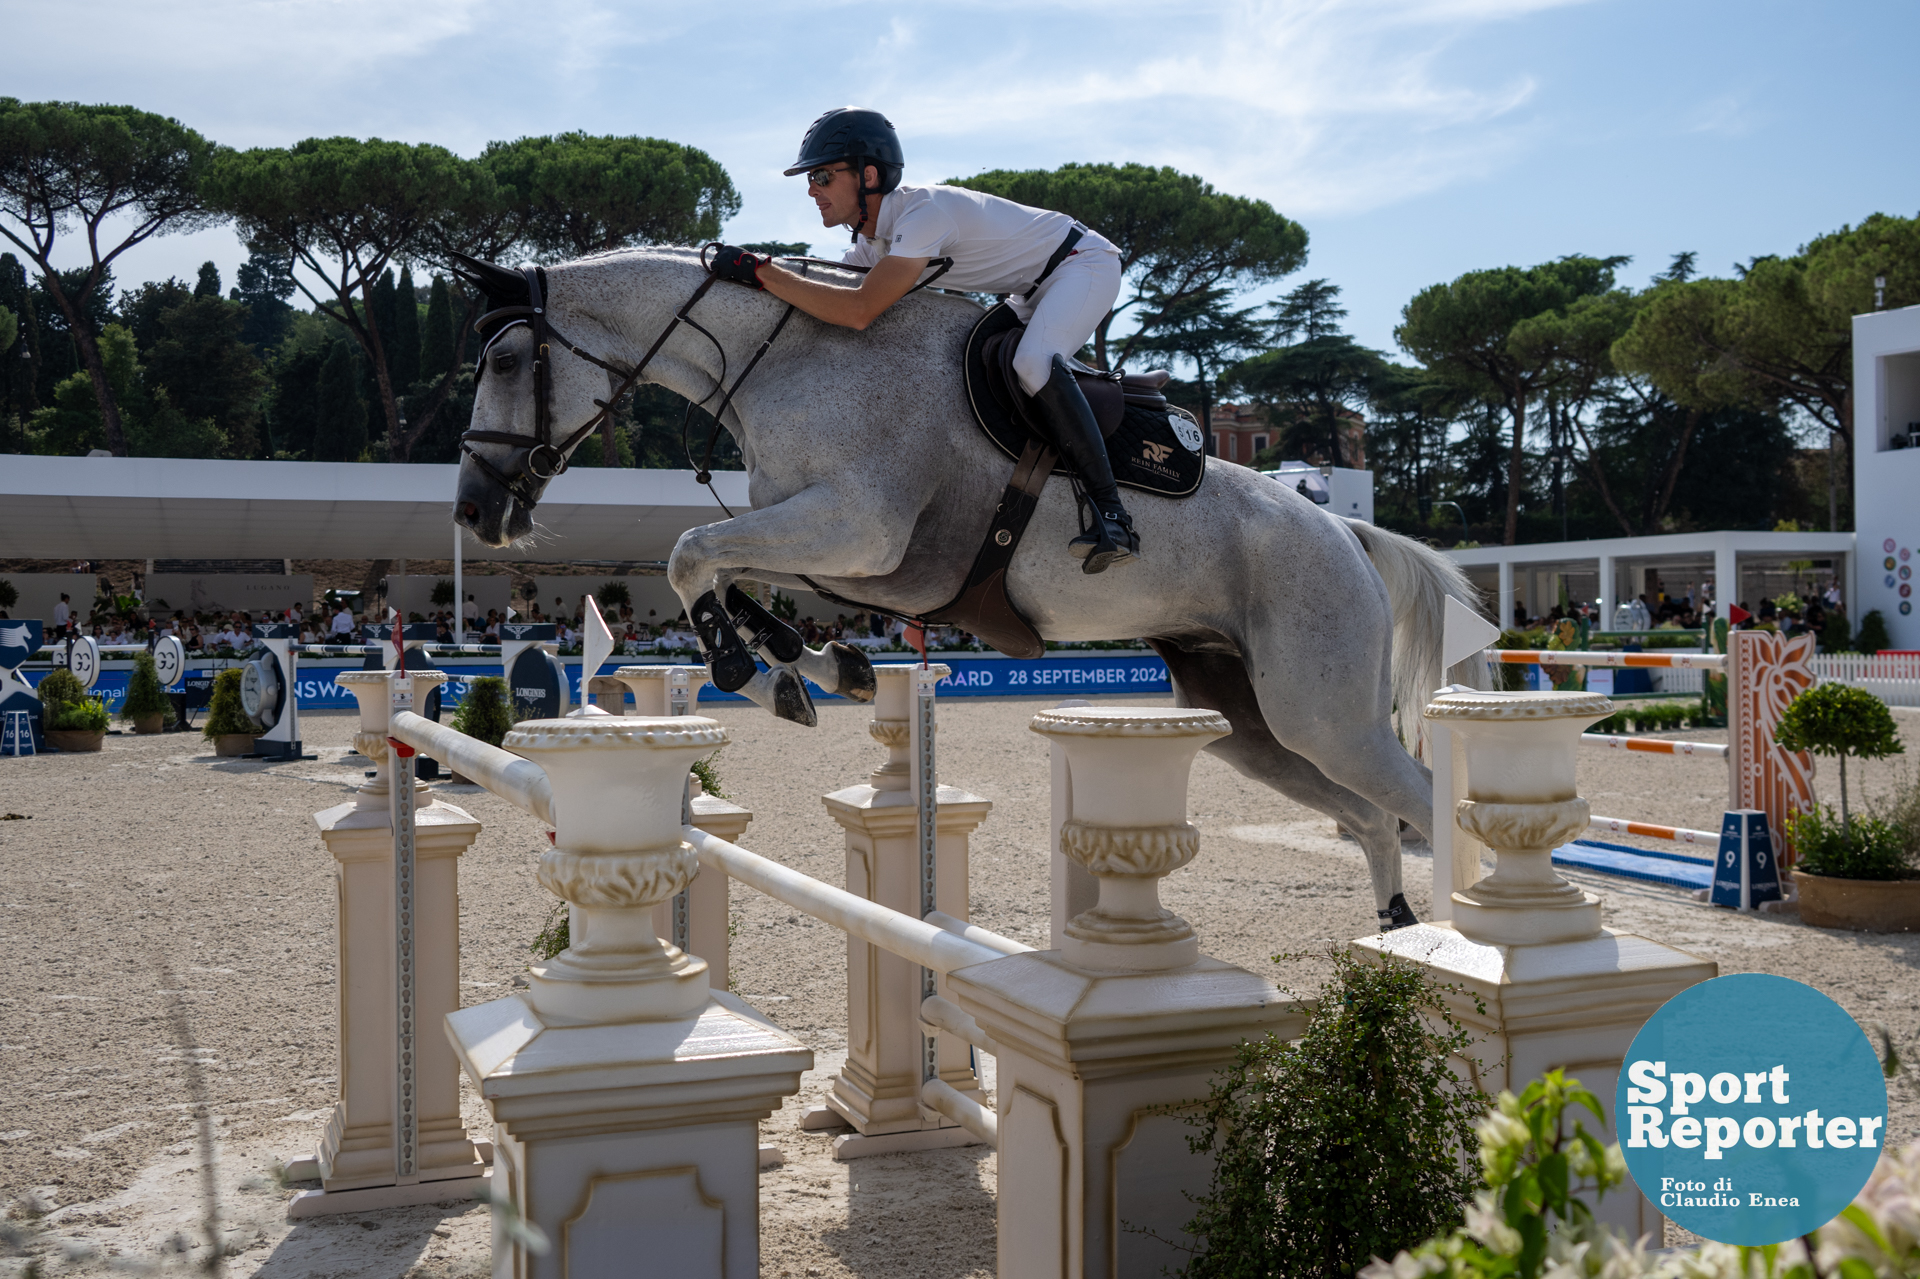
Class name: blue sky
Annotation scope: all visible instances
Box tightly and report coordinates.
[7,0,1916,356]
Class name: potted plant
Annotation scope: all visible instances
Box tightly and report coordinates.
[1775,683,1916,931]
[201,667,255,756]
[447,676,514,783]
[38,668,109,752]
[120,651,175,734]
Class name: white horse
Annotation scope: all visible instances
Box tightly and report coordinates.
[451,247,1483,929]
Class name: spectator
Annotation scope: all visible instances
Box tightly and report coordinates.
[330,604,355,638]
[53,593,71,630]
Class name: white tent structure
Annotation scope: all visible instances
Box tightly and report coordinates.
[0,456,749,562]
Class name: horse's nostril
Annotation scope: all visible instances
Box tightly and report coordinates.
[460,502,479,522]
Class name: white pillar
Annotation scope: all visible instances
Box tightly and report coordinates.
[453,526,464,643]
[949,707,1305,1279]
[810,664,993,1157]
[446,714,809,1279]
[1356,688,1716,1241]
[1715,541,1739,623]
[291,669,486,1216]
[1497,558,1516,630]
[1597,553,1615,629]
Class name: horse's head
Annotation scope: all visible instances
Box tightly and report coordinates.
[448,255,615,547]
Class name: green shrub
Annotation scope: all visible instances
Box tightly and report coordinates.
[1774,683,1905,829]
[1175,948,1485,1279]
[690,751,728,799]
[201,668,254,738]
[120,651,175,722]
[0,577,16,611]
[430,578,456,608]
[49,694,110,732]
[450,675,515,747]
[530,902,568,960]
[1856,609,1892,655]
[594,579,632,609]
[1868,762,1920,864]
[1360,1072,1630,1279]
[36,668,86,722]
[1788,805,1911,881]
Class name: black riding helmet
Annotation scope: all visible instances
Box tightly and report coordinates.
[785,107,903,241]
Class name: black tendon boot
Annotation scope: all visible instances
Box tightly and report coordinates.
[1029,354,1139,574]
[688,590,758,692]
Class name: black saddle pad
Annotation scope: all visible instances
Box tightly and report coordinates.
[962,303,1206,499]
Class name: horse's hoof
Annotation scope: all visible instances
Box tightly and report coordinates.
[1377,892,1418,931]
[770,666,817,727]
[828,641,877,703]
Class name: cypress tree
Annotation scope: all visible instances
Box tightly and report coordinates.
[194,261,221,298]
[423,274,455,382]
[392,264,421,391]
[314,339,368,462]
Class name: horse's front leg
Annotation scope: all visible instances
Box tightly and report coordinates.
[669,486,910,724]
[723,584,878,704]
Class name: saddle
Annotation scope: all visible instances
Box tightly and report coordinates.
[917,304,1208,660]
[963,303,1206,495]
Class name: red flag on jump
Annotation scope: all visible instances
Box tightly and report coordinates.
[1728,605,1752,626]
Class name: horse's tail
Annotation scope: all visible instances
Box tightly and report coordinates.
[1345,519,1491,754]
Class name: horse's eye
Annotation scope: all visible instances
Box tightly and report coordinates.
[492,351,519,375]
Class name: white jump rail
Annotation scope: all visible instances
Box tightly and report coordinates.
[1580,733,1728,759]
[1588,814,1720,846]
[1487,648,1726,670]
[390,710,553,824]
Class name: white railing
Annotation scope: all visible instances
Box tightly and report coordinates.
[1487,648,1726,670]
[1581,733,1728,759]
[1811,653,1920,707]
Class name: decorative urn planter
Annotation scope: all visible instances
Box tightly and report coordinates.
[130,713,166,735]
[213,733,253,757]
[1421,688,1615,945]
[1792,870,1920,933]
[46,729,106,753]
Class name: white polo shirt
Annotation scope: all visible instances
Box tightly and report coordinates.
[842,184,1116,294]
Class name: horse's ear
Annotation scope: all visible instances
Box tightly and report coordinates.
[447,253,529,309]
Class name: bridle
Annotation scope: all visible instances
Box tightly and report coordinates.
[460,261,727,509]
[458,246,947,519]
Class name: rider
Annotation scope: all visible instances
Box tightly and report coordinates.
[706,107,1138,574]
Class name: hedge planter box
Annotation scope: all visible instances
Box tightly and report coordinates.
[46,729,106,753]
[1792,870,1920,933]
[130,714,166,735]
[212,734,254,757]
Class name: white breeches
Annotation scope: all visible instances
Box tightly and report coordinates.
[1007,246,1123,396]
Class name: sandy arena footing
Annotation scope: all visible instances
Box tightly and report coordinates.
[1,698,1914,1276]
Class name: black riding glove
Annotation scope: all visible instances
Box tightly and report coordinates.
[708,245,767,290]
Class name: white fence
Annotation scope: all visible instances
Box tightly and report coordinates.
[1811,653,1920,708]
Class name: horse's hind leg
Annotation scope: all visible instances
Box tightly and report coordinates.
[1152,643,1418,930]
[724,584,876,703]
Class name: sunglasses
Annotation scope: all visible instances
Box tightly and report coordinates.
[806,165,851,188]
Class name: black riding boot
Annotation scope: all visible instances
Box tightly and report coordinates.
[1030,354,1138,574]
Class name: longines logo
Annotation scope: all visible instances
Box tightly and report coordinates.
[1141,441,1174,464]
[504,623,531,639]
